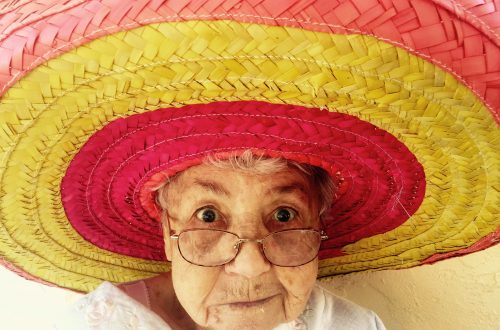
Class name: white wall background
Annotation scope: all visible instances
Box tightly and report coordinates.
[321,244,500,330]
[0,244,498,330]
[0,269,82,329]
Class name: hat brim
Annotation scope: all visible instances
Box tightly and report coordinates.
[0,2,498,292]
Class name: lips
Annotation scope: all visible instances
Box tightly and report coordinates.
[225,294,279,309]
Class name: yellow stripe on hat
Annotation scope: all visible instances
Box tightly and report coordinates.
[0,20,498,291]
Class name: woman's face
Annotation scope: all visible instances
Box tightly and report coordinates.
[162,163,321,330]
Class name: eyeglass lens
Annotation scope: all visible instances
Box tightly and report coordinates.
[177,229,321,267]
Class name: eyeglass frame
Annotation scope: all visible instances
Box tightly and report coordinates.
[170,228,329,267]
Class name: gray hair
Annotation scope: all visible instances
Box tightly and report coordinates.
[155,150,335,218]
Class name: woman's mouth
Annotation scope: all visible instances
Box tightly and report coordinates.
[225,294,278,309]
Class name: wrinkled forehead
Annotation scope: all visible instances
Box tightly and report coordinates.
[165,162,315,200]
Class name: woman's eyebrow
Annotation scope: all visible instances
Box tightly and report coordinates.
[267,182,309,196]
[192,179,230,196]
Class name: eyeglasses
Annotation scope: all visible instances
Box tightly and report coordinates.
[170,228,328,267]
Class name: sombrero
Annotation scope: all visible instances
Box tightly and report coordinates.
[0,0,498,293]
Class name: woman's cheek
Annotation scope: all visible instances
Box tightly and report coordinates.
[171,258,222,325]
[274,259,318,319]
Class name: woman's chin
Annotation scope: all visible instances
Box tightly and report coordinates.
[203,295,287,330]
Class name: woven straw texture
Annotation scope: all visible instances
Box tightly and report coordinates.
[0,0,498,292]
[1,0,499,115]
[61,101,426,262]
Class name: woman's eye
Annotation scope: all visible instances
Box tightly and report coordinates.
[273,208,296,222]
[195,207,220,223]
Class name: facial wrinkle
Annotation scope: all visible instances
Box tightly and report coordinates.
[224,277,250,301]
[282,294,289,320]
[245,277,251,301]
[201,266,222,308]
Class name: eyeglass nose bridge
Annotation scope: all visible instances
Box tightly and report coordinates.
[233,231,328,249]
[232,237,265,250]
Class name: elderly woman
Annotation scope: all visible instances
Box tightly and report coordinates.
[117,150,383,329]
[0,1,498,330]
[58,147,384,329]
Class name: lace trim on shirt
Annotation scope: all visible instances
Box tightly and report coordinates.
[75,282,167,330]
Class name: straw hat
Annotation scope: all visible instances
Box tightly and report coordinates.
[0,0,498,292]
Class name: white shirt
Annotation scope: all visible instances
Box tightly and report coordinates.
[56,281,385,330]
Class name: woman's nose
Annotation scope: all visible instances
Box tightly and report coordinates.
[224,241,271,278]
